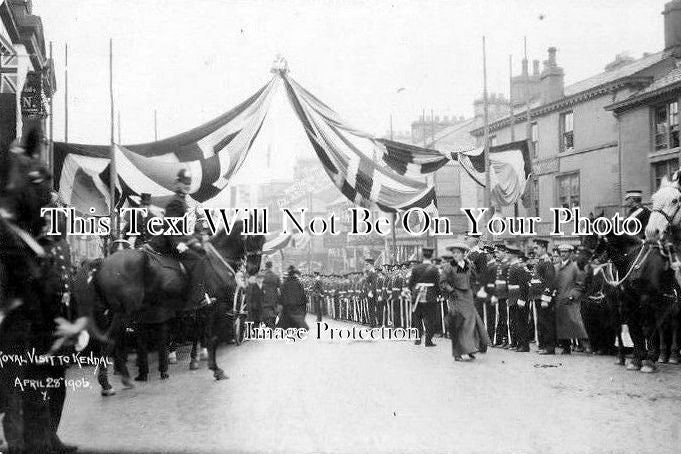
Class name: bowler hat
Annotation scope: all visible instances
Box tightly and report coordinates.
[140,193,151,205]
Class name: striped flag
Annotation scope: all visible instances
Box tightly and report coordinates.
[452,140,532,207]
[282,75,437,214]
[54,77,280,212]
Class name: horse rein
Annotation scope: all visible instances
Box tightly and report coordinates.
[596,240,650,287]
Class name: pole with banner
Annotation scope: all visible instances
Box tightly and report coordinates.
[108,38,117,252]
[48,41,54,175]
[482,36,492,217]
[64,43,68,143]
[390,117,398,264]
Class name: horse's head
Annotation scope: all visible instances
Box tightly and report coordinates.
[0,129,52,236]
[647,174,681,240]
[592,228,640,264]
[208,214,265,276]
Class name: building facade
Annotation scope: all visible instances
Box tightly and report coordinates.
[470,38,677,239]
[0,0,54,157]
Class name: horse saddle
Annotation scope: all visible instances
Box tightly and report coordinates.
[140,244,187,276]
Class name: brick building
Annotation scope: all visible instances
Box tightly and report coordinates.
[466,4,681,239]
[606,1,681,199]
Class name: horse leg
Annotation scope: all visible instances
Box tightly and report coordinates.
[671,312,680,364]
[189,311,200,370]
[658,313,669,364]
[204,306,227,380]
[97,341,115,396]
[626,314,645,371]
[640,309,658,373]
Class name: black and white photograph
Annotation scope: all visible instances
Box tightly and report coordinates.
[1,1,681,453]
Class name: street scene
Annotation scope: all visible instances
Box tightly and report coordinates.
[2,0,681,453]
[58,318,681,454]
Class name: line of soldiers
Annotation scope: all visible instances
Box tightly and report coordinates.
[301,237,613,356]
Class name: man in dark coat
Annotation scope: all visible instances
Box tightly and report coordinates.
[261,260,280,328]
[552,244,588,354]
[137,170,200,381]
[246,272,266,326]
[408,247,440,346]
[312,271,324,322]
[363,258,378,327]
[534,239,557,354]
[624,189,650,240]
[506,248,531,352]
[22,209,80,453]
[277,266,309,330]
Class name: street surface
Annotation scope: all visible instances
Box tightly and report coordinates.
[57,318,681,454]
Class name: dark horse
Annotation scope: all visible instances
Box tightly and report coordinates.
[592,230,676,372]
[74,218,265,381]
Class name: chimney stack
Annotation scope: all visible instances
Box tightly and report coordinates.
[522,58,529,76]
[540,47,565,104]
[663,0,681,58]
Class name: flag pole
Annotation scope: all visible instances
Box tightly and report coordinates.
[390,117,397,264]
[48,41,54,175]
[525,36,535,219]
[430,108,438,254]
[482,36,492,212]
[510,54,519,218]
[109,38,117,244]
[64,43,68,143]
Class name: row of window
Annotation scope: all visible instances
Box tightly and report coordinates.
[494,100,681,160]
[490,112,573,158]
[529,158,678,217]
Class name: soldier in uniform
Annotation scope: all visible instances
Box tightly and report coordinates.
[312,271,324,322]
[624,189,651,239]
[491,244,510,347]
[507,248,531,352]
[408,247,440,346]
[533,239,557,354]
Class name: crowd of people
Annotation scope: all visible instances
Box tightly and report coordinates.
[281,236,626,362]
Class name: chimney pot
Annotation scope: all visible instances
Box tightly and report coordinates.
[663,0,681,58]
[548,47,557,66]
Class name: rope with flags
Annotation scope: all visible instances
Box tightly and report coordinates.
[52,60,530,216]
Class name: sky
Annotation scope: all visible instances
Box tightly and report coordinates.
[34,0,669,189]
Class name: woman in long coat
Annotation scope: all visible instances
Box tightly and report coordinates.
[277,266,309,330]
[440,242,491,361]
[553,244,588,353]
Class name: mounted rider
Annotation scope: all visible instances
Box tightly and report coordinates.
[148,169,204,303]
[624,189,650,239]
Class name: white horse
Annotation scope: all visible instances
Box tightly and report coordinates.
[645,174,681,364]
[647,173,681,240]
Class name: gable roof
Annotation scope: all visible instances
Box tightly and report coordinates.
[564,51,671,97]
[606,65,681,112]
